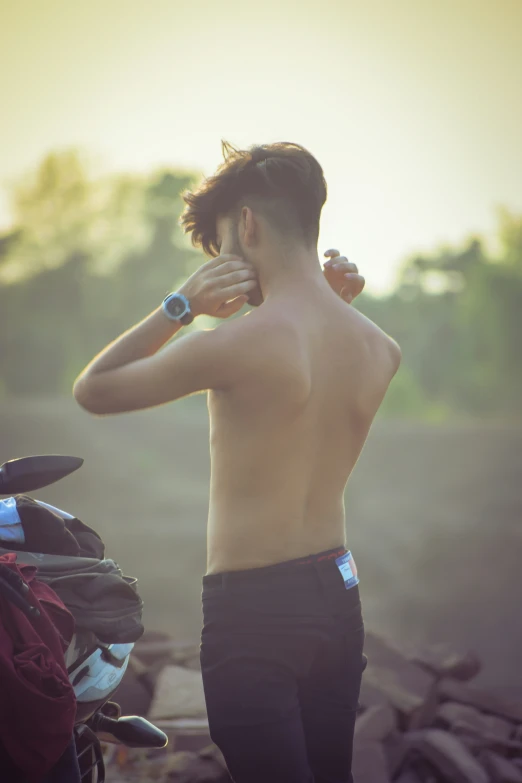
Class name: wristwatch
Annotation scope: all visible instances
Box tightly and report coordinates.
[162,292,194,325]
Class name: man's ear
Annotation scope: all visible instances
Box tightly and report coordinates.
[241,207,258,248]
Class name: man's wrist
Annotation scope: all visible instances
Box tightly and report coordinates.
[177,283,201,318]
[162,291,196,324]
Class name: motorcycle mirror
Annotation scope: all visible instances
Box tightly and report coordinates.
[0,455,84,495]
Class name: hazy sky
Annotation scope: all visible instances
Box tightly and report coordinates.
[2,0,521,292]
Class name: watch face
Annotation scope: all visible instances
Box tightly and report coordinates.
[166,296,187,318]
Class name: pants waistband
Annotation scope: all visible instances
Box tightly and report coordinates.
[202,545,347,588]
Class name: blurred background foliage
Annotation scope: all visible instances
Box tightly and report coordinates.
[1,148,521,418]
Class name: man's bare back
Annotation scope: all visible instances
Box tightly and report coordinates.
[206,282,400,574]
[72,243,398,578]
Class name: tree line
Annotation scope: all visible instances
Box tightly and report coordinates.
[1,150,520,419]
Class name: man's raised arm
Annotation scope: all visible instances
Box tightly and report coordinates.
[73,254,257,415]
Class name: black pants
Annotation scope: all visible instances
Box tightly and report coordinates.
[200,546,365,783]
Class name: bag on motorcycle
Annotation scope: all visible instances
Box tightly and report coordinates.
[0,498,143,644]
[0,550,144,644]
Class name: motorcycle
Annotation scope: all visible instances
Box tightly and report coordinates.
[0,454,168,782]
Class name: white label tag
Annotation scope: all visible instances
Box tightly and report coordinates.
[335,550,359,590]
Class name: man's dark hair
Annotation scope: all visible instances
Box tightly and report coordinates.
[180,140,328,257]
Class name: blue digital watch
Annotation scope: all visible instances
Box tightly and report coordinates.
[162,292,194,325]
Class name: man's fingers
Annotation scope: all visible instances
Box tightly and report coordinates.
[344,273,365,294]
[219,279,258,300]
[333,259,358,274]
[205,253,244,270]
[324,256,359,275]
[213,268,256,288]
[324,248,340,259]
[211,259,252,277]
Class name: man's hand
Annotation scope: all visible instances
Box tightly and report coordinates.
[323,249,365,304]
[179,254,258,319]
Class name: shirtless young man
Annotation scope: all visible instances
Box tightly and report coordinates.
[73,140,401,783]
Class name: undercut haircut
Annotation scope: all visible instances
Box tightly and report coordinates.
[180,140,328,257]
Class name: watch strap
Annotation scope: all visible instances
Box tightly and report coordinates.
[179,310,194,325]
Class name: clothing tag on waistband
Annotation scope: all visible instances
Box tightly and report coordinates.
[335,550,359,590]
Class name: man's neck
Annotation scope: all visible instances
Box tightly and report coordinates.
[256,246,326,301]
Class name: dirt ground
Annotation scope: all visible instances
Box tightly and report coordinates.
[1,396,521,695]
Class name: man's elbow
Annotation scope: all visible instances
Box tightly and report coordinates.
[73,376,110,415]
[385,337,402,377]
[391,340,402,375]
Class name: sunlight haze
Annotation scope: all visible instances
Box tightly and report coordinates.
[2,0,521,292]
